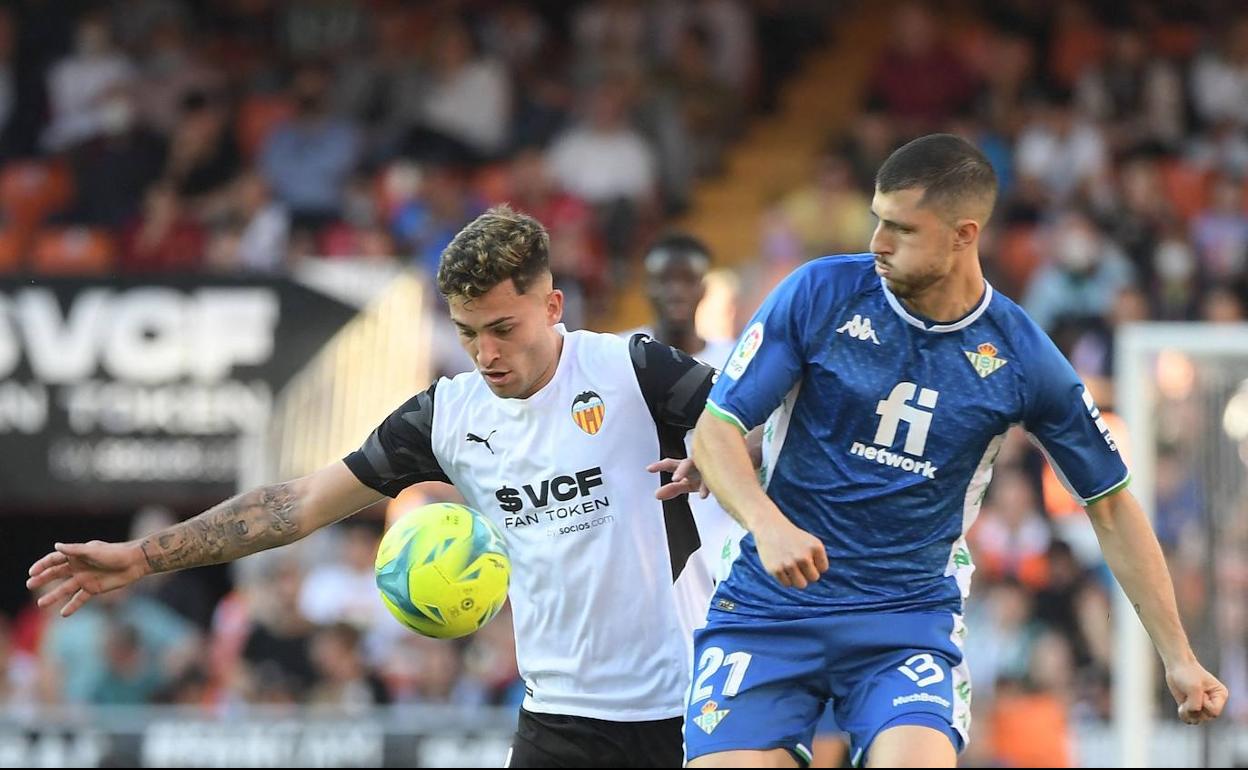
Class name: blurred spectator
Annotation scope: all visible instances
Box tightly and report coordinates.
[1200,285,1247,322]
[971,470,1051,589]
[412,19,511,162]
[985,632,1076,767]
[1075,25,1185,152]
[331,6,425,166]
[656,0,755,95]
[1022,207,1135,332]
[39,587,199,705]
[1015,89,1109,205]
[259,62,360,231]
[91,621,167,704]
[461,604,523,705]
[120,182,206,272]
[233,171,291,273]
[865,2,977,135]
[235,554,318,704]
[133,18,221,135]
[547,78,657,268]
[0,614,38,711]
[391,163,483,278]
[964,578,1043,703]
[163,90,241,205]
[42,12,136,151]
[645,21,741,210]
[382,635,487,706]
[64,87,167,228]
[508,147,605,322]
[308,622,390,712]
[770,147,873,259]
[1191,175,1248,285]
[297,519,400,665]
[1189,15,1248,131]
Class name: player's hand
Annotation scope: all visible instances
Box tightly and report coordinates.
[752,518,828,589]
[26,541,150,617]
[647,457,710,501]
[1166,659,1228,725]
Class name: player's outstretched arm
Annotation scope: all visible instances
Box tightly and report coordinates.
[693,410,827,589]
[1086,487,1229,724]
[27,461,383,617]
[648,426,764,501]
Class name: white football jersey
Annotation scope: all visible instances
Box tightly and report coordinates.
[622,327,746,585]
[346,326,717,720]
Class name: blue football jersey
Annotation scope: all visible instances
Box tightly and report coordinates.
[707,254,1129,618]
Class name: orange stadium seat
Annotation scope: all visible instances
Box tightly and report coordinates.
[0,228,23,273]
[1159,160,1211,222]
[31,227,116,275]
[0,160,73,230]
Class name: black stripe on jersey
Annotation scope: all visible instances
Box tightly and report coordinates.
[343,382,452,497]
[628,334,716,581]
[657,422,701,582]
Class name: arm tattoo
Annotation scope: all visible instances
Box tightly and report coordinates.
[141,482,302,573]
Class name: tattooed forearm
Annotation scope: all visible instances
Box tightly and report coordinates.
[141,482,303,573]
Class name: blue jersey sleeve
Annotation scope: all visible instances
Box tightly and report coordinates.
[707,265,811,432]
[708,255,872,432]
[1021,330,1130,505]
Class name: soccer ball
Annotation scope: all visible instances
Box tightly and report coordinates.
[374,503,511,639]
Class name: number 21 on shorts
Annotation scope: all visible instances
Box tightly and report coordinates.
[691,646,753,703]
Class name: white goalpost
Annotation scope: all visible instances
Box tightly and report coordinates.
[1113,322,1248,768]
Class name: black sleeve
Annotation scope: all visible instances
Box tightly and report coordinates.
[343,382,451,497]
[628,333,717,430]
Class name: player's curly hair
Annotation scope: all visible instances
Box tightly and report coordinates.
[436,205,551,300]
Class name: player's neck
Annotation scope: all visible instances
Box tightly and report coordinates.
[654,321,704,357]
[898,258,986,323]
[520,331,565,399]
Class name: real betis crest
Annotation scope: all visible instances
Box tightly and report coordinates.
[693,700,730,734]
[965,342,1007,379]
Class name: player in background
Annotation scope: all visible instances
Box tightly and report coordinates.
[28,206,722,768]
[635,233,852,768]
[630,233,742,583]
[680,134,1227,767]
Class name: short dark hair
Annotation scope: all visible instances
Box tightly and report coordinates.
[437,205,551,300]
[875,134,997,221]
[644,231,711,273]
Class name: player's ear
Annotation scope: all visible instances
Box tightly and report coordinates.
[546,288,564,325]
[951,218,980,253]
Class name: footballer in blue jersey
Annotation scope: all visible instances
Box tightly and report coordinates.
[683,135,1226,768]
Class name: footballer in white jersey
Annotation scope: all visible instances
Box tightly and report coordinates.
[28,207,719,770]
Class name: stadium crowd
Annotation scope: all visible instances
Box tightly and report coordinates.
[3,1,1246,767]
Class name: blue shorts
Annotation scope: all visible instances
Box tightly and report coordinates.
[815,701,844,738]
[683,612,970,767]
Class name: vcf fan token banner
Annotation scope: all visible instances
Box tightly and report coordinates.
[0,277,356,508]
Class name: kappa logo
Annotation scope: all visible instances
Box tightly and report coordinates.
[693,700,730,735]
[571,391,605,435]
[836,314,881,345]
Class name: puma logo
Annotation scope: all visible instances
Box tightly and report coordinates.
[466,430,498,454]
